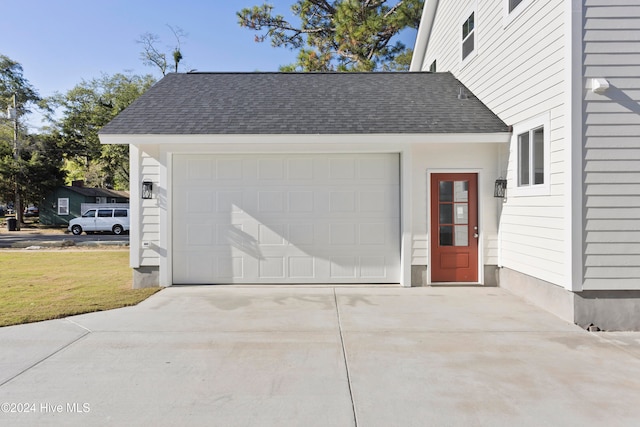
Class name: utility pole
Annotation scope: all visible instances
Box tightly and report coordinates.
[10,94,21,230]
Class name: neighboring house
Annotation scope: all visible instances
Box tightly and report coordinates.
[99,72,511,292]
[40,180,129,226]
[410,0,640,330]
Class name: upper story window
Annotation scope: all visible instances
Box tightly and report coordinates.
[504,0,531,25]
[508,0,524,13]
[462,12,475,60]
[429,60,437,72]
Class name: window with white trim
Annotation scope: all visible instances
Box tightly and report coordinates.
[511,113,550,196]
[518,126,544,186]
[503,0,531,26]
[58,198,69,215]
[461,12,475,60]
[508,0,524,13]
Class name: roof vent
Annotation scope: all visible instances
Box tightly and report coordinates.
[457,87,468,100]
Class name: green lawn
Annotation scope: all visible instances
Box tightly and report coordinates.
[0,250,159,327]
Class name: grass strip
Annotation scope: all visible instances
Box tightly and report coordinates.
[0,250,158,327]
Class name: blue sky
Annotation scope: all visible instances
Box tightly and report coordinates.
[3,0,418,129]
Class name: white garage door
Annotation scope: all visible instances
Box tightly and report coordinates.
[172,154,400,284]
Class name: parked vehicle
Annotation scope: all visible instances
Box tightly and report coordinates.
[68,208,130,235]
[24,206,39,217]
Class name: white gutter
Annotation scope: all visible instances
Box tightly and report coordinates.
[410,0,440,72]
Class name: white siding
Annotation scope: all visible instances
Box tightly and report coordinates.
[583,1,640,290]
[420,0,567,286]
[139,145,161,266]
[410,143,503,275]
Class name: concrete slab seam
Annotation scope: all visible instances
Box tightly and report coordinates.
[334,288,358,427]
[591,333,640,361]
[0,330,91,388]
[65,318,93,333]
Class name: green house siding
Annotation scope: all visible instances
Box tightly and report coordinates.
[40,187,129,226]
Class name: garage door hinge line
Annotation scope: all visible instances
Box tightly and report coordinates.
[334,288,358,427]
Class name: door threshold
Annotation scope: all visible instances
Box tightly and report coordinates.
[429,282,484,287]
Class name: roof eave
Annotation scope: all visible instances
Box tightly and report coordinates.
[99,132,511,146]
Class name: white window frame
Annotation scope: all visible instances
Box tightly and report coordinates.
[503,0,533,27]
[460,8,477,65]
[510,113,551,197]
[57,198,69,215]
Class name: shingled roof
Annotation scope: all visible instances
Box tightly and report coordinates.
[99,72,508,136]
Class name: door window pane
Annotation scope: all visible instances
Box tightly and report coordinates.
[440,204,453,224]
[454,181,468,202]
[454,204,468,224]
[439,226,453,246]
[455,225,469,246]
[439,181,453,202]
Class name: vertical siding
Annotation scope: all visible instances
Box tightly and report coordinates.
[421,0,568,286]
[583,1,640,290]
[140,146,161,266]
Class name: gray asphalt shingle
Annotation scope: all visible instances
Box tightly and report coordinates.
[99,72,509,135]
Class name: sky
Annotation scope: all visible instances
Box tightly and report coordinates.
[3,0,418,130]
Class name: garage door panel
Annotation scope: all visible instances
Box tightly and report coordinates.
[173,154,400,284]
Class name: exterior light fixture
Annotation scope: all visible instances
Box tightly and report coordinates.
[142,181,153,199]
[494,178,507,198]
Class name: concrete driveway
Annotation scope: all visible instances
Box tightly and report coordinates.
[1,286,640,426]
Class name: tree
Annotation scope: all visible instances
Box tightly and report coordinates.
[0,54,43,225]
[238,0,424,71]
[48,73,156,190]
[138,25,186,76]
[0,55,40,115]
[0,133,66,208]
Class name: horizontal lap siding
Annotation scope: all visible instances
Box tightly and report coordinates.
[410,143,501,269]
[583,2,640,290]
[140,148,161,266]
[421,0,567,286]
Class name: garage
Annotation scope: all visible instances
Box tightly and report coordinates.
[172,153,400,284]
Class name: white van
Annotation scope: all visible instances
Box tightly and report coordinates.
[68,208,130,235]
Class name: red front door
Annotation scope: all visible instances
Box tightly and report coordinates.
[430,173,479,282]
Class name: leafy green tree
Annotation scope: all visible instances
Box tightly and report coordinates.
[48,73,156,190]
[238,0,424,71]
[0,129,65,216]
[0,55,40,114]
[0,54,45,223]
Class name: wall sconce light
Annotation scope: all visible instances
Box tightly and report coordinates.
[494,178,507,198]
[142,181,153,199]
